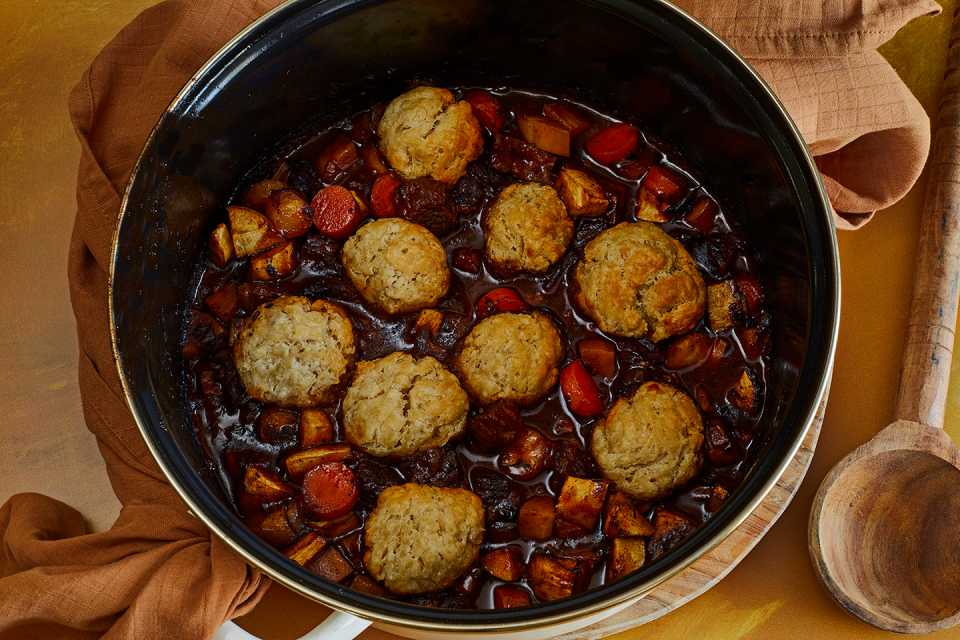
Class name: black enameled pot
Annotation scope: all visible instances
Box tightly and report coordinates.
[110,0,839,636]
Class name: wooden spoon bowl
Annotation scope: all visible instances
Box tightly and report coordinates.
[810,421,960,632]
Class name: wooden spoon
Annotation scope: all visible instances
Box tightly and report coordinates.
[808,7,960,633]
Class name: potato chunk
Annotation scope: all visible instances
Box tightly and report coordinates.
[555,168,609,217]
[555,476,609,538]
[284,445,352,481]
[250,240,297,281]
[603,491,654,537]
[608,537,647,581]
[282,531,328,566]
[518,113,571,156]
[300,408,335,448]
[518,496,555,541]
[243,466,294,501]
[525,554,589,601]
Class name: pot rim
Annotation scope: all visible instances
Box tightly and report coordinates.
[109,0,840,632]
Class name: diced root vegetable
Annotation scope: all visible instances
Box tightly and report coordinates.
[228,206,285,257]
[685,197,718,232]
[360,144,390,174]
[265,188,313,238]
[312,185,365,239]
[464,90,505,133]
[559,359,605,417]
[642,166,683,202]
[737,324,769,361]
[300,408,334,448]
[733,273,765,317]
[493,585,532,609]
[665,332,711,370]
[307,546,354,583]
[577,337,617,378]
[543,102,591,136]
[242,179,288,211]
[308,511,361,538]
[243,466,294,501]
[555,168,609,217]
[555,476,609,538]
[707,280,745,331]
[519,496,556,540]
[348,574,391,598]
[608,538,647,581]
[209,223,235,267]
[648,507,697,559]
[282,531,328,566]
[250,241,297,281]
[182,309,224,359]
[252,506,299,548]
[313,133,359,182]
[205,283,239,324]
[476,288,526,319]
[517,113,571,157]
[415,308,444,335]
[301,461,359,519]
[730,367,761,414]
[480,547,524,582]
[371,171,403,218]
[584,123,639,165]
[616,147,657,179]
[526,554,588,601]
[635,187,668,222]
[603,491,654,537]
[284,445,352,481]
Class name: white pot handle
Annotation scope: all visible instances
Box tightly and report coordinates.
[215,610,372,640]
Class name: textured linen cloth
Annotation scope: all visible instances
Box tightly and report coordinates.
[0,0,941,638]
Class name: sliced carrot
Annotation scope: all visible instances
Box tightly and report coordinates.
[642,165,682,201]
[464,89,505,133]
[370,172,403,218]
[476,288,526,319]
[559,359,604,417]
[312,185,363,239]
[301,461,358,519]
[577,338,616,378]
[584,123,638,165]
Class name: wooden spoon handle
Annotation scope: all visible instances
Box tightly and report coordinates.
[894,6,960,429]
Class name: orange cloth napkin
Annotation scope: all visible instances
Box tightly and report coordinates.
[0,0,941,638]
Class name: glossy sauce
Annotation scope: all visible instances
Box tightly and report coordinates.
[183,86,771,609]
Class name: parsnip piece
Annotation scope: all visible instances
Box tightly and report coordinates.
[243,466,294,501]
[731,367,761,414]
[209,223,235,267]
[308,512,361,538]
[284,445,352,481]
[635,187,668,222]
[555,168,609,217]
[300,408,334,448]
[282,531,328,566]
[307,546,354,583]
[250,240,296,281]
[228,205,285,257]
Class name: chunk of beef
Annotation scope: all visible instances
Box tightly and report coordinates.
[467,399,524,453]
[548,440,598,479]
[488,134,556,184]
[287,159,323,196]
[451,163,512,215]
[394,177,457,236]
[350,455,403,512]
[470,467,525,523]
[396,446,463,487]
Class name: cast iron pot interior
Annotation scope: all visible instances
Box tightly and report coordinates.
[111,0,838,631]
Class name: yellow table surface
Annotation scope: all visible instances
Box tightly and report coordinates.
[1,1,958,638]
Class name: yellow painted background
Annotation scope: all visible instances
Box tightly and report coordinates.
[0,0,957,638]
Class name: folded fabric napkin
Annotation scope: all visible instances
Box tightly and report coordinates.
[0,0,940,638]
